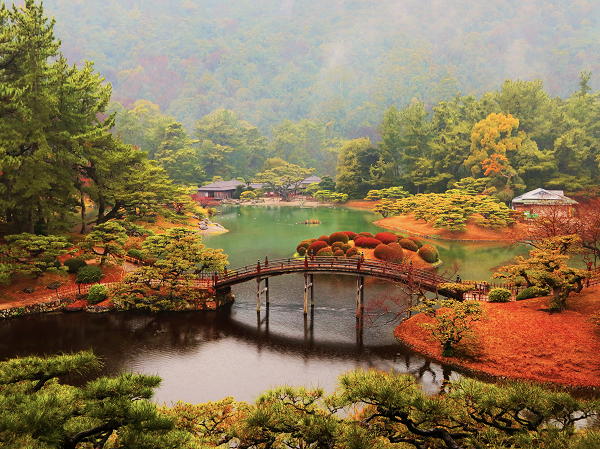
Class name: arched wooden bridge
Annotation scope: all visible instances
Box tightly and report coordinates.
[197,257,460,316]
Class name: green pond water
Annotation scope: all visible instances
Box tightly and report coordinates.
[203,204,528,282]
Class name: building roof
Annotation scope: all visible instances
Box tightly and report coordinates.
[300,175,321,187]
[198,180,244,192]
[512,188,578,205]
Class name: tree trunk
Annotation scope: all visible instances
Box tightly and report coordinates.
[441,340,454,357]
[80,193,86,234]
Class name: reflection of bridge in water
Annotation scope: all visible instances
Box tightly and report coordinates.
[197,257,460,316]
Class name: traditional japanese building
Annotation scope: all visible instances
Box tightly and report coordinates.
[511,188,578,218]
[197,180,245,199]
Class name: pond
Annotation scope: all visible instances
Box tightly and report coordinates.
[0,205,526,405]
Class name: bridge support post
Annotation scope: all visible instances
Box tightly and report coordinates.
[265,277,270,304]
[310,274,314,307]
[356,275,364,317]
[303,272,313,315]
[256,277,261,312]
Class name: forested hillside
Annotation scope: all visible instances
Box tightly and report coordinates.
[30,0,600,137]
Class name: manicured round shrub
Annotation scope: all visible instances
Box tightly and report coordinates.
[328,232,350,246]
[354,237,382,249]
[307,241,329,256]
[307,238,317,243]
[296,242,310,253]
[488,288,512,303]
[516,286,549,301]
[297,246,307,256]
[417,244,439,263]
[331,242,344,251]
[87,284,109,305]
[342,231,358,240]
[399,238,419,252]
[409,236,424,248]
[375,232,398,244]
[388,242,402,250]
[317,235,330,243]
[340,243,352,252]
[346,247,359,257]
[64,257,87,274]
[357,232,375,238]
[373,244,404,262]
[316,247,334,257]
[333,249,345,257]
[76,265,103,284]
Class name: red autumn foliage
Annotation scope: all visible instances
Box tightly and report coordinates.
[357,232,375,238]
[342,231,358,240]
[354,237,383,249]
[306,241,328,255]
[375,232,398,244]
[373,244,404,262]
[395,286,600,388]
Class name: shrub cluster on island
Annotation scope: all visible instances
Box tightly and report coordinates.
[295,231,440,266]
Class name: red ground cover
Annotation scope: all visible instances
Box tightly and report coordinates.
[395,286,600,388]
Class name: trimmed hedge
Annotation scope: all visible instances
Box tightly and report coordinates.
[333,249,345,257]
[64,257,87,274]
[375,232,398,244]
[307,241,329,256]
[346,247,359,257]
[297,246,307,256]
[357,232,375,239]
[399,238,419,252]
[354,237,382,249]
[373,244,404,262]
[342,231,358,240]
[388,242,402,250]
[317,235,330,243]
[87,284,109,305]
[331,242,344,251]
[488,288,512,303]
[328,232,350,245]
[316,247,334,257]
[296,242,310,253]
[516,286,549,301]
[409,236,424,248]
[417,244,439,263]
[340,243,352,252]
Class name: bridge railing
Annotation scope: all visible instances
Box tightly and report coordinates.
[199,256,452,288]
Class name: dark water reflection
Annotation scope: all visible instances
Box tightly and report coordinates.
[0,298,454,404]
[0,206,526,404]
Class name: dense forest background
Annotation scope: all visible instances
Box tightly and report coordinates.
[32,0,599,138]
[3,0,599,206]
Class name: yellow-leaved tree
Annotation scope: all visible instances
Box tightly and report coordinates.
[466,113,522,184]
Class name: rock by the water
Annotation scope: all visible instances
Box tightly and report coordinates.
[23,287,35,294]
[46,282,61,289]
[199,222,209,230]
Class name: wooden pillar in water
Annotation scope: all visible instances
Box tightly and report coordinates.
[265,277,270,304]
[310,274,314,307]
[303,273,309,315]
[256,277,261,312]
[356,275,364,317]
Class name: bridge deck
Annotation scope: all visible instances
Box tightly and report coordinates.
[197,257,459,298]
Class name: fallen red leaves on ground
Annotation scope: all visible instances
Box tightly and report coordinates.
[395,285,600,388]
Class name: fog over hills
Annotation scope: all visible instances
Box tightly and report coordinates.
[17,0,600,136]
